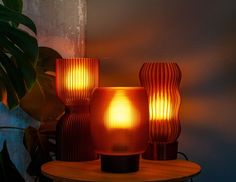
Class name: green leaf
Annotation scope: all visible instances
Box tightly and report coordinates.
[20,47,64,121]
[2,0,23,13]
[0,35,36,90]
[0,62,19,109]
[0,4,37,34]
[24,127,54,182]
[22,47,64,180]
[0,53,27,99]
[0,2,38,109]
[37,47,63,71]
[0,141,25,182]
[0,21,38,64]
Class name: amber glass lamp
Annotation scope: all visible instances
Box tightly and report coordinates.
[56,58,99,161]
[90,87,149,173]
[139,62,181,160]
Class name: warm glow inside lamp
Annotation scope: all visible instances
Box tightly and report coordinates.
[56,58,99,161]
[139,62,181,160]
[90,87,149,173]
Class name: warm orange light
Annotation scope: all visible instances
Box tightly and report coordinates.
[139,62,181,143]
[65,66,91,91]
[105,91,138,129]
[56,58,99,105]
[56,58,99,161]
[140,62,182,160]
[90,87,149,155]
[150,95,172,121]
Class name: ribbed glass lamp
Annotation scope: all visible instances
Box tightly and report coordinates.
[90,87,149,173]
[56,58,99,161]
[139,62,181,160]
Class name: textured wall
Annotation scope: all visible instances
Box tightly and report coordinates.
[87,0,236,181]
[23,0,87,58]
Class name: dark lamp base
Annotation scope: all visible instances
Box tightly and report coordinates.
[100,154,140,173]
[142,141,178,160]
[56,104,97,161]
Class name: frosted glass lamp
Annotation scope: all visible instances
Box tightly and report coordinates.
[90,87,149,172]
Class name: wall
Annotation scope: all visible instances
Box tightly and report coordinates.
[87,0,236,181]
[23,0,87,58]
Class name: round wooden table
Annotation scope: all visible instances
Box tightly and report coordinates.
[41,159,201,182]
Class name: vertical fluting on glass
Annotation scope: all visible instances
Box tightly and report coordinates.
[139,63,181,144]
[55,58,99,161]
[56,58,99,105]
[56,105,97,161]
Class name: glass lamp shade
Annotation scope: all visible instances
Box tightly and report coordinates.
[90,87,149,172]
[56,58,99,105]
[139,62,181,160]
[56,58,99,161]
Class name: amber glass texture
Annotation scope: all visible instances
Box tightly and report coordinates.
[56,58,99,161]
[139,63,181,144]
[56,58,99,105]
[90,87,149,155]
[56,104,97,161]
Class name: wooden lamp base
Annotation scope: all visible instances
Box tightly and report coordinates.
[142,141,178,160]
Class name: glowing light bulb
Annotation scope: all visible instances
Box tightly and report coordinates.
[65,66,91,91]
[105,91,138,129]
[150,95,172,121]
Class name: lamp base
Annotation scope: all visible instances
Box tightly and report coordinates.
[142,141,178,160]
[56,104,97,161]
[100,154,140,173]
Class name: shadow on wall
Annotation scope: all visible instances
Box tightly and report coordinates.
[182,58,236,97]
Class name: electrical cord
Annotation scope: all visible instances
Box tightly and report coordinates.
[177,152,189,161]
[177,152,193,182]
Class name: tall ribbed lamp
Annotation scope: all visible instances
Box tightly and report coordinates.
[56,58,99,161]
[139,62,181,160]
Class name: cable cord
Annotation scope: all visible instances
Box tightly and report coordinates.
[177,152,193,182]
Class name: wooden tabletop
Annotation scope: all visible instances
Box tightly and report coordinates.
[41,159,201,182]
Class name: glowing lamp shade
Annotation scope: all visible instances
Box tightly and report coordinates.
[90,87,149,173]
[56,58,99,161]
[56,58,99,105]
[139,62,181,160]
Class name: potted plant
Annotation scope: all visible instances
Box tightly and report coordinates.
[0,0,39,181]
[0,1,64,181]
